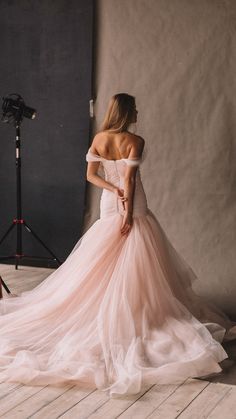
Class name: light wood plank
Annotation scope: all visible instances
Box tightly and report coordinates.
[88,382,181,419]
[177,382,232,419]
[1,384,73,419]
[59,389,111,419]
[118,379,208,419]
[0,382,22,399]
[207,386,236,419]
[0,264,54,296]
[29,385,96,419]
[0,385,45,417]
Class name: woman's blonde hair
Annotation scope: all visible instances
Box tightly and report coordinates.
[99,93,135,133]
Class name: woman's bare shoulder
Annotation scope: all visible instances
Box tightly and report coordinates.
[126,132,145,145]
[123,133,145,157]
[89,132,106,152]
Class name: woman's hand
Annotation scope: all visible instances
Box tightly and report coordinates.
[114,187,128,209]
[113,187,133,234]
[121,211,133,235]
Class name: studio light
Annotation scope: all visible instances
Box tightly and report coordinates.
[1,93,36,125]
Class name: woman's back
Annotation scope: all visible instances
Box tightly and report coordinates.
[90,131,144,161]
[86,133,148,218]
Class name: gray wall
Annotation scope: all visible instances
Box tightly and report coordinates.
[85,0,236,316]
[0,0,93,265]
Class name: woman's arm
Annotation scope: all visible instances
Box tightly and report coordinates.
[120,166,138,236]
[123,167,137,214]
[87,162,121,195]
[123,138,145,213]
[120,138,145,235]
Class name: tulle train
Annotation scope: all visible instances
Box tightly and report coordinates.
[0,209,235,397]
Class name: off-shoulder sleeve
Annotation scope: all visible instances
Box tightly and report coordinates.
[86,148,103,162]
[122,158,142,166]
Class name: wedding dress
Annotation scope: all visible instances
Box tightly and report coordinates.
[0,147,236,397]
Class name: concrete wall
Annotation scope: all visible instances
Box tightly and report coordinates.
[84,0,236,317]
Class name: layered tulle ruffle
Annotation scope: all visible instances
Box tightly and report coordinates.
[0,209,235,396]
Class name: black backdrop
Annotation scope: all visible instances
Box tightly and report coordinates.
[0,0,93,266]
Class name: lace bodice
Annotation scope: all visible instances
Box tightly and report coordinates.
[86,148,148,218]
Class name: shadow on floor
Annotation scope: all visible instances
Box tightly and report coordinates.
[200,340,236,385]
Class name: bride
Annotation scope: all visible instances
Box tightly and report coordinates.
[0,93,235,398]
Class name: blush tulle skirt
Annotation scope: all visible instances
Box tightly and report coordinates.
[0,209,235,397]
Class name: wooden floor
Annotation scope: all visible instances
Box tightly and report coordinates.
[0,264,236,419]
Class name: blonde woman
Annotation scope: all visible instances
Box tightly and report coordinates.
[0,93,235,398]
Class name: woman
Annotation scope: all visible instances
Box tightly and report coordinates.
[0,93,235,398]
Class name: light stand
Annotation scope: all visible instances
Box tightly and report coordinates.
[0,94,61,295]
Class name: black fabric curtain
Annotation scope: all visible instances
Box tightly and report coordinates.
[0,0,94,266]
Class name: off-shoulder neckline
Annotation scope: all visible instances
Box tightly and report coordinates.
[87,147,141,162]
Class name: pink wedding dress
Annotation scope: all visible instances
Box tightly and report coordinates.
[0,147,236,397]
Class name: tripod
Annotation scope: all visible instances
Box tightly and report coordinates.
[0,122,62,294]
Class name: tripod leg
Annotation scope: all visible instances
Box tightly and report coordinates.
[0,276,11,295]
[24,222,62,264]
[0,222,15,246]
[15,256,19,270]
